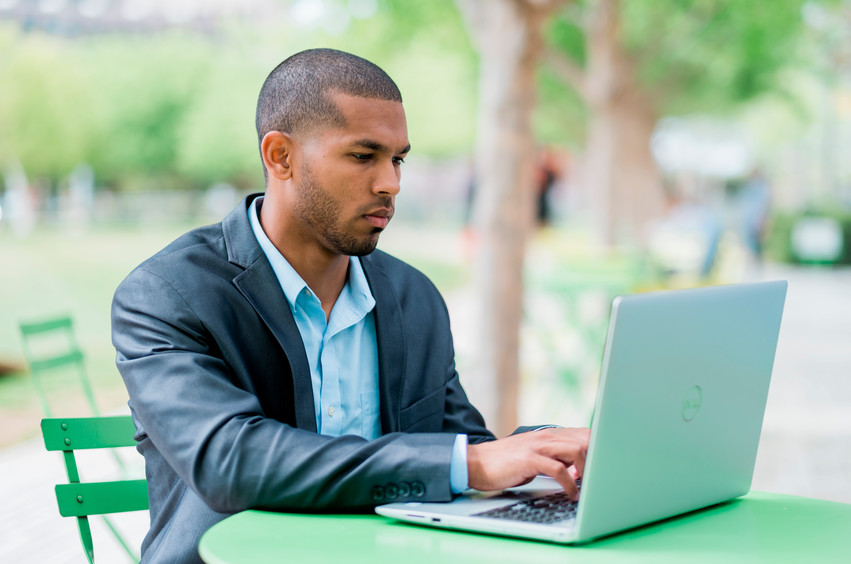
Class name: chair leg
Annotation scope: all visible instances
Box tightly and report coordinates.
[76,516,95,564]
[102,515,141,563]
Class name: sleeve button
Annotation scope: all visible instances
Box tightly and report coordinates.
[385,483,399,499]
[398,482,411,497]
[411,481,425,498]
[371,486,385,502]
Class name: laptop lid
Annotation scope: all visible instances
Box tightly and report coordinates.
[574,280,787,540]
[377,281,787,544]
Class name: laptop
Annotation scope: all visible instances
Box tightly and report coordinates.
[376,280,788,544]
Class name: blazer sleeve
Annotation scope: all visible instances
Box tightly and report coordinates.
[112,266,460,514]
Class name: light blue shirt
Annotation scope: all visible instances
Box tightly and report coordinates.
[248,198,468,490]
[248,198,380,439]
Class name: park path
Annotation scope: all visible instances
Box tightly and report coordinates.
[0,420,148,563]
[750,264,851,503]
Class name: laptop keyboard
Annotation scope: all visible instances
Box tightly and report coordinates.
[473,491,578,525]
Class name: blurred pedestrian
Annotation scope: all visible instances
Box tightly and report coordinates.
[736,168,771,270]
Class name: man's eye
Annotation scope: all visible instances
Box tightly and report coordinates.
[393,157,406,165]
[353,153,372,161]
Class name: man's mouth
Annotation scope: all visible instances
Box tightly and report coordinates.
[363,208,393,229]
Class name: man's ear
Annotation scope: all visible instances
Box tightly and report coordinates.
[261,131,295,181]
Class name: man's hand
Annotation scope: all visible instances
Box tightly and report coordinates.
[467,427,590,500]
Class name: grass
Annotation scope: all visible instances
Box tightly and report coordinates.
[0,221,201,445]
[0,218,469,447]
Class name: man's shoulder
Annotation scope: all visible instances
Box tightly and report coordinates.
[145,222,226,271]
[125,194,258,283]
[118,221,233,295]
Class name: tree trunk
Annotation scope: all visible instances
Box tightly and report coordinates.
[548,0,665,247]
[583,91,663,246]
[584,0,664,246]
[457,0,557,437]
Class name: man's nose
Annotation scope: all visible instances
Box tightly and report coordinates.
[373,160,401,196]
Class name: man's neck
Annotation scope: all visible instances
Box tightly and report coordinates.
[292,251,349,321]
[258,195,348,320]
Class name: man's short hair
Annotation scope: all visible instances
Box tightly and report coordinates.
[255,48,402,166]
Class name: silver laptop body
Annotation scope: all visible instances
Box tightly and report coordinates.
[376,281,788,544]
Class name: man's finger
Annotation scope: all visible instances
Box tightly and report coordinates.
[537,431,588,478]
[533,455,578,500]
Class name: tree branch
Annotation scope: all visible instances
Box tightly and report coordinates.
[511,0,568,12]
[543,47,589,101]
[455,0,497,52]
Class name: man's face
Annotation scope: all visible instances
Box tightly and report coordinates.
[291,93,409,257]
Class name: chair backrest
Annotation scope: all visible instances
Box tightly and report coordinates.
[19,316,99,417]
[42,416,148,563]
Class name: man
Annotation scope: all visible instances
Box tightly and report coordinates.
[112,48,589,563]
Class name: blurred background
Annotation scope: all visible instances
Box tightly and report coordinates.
[1,0,850,559]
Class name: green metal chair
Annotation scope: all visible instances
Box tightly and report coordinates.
[18,315,100,417]
[41,416,148,563]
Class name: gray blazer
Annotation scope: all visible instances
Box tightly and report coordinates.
[111,194,494,563]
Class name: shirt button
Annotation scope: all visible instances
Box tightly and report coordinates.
[328,406,335,417]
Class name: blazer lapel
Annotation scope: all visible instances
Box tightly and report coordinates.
[223,195,317,432]
[362,255,406,433]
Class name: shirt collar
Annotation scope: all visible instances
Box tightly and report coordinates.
[335,252,376,330]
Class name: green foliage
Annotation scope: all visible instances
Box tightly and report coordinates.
[0,1,840,190]
[547,6,586,66]
[0,27,246,191]
[622,0,813,114]
[539,5,589,145]
[0,26,91,181]
[535,64,587,147]
[0,2,479,192]
[80,34,215,189]
[173,47,264,189]
[543,0,822,120]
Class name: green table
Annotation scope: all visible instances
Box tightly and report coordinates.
[199,492,851,563]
